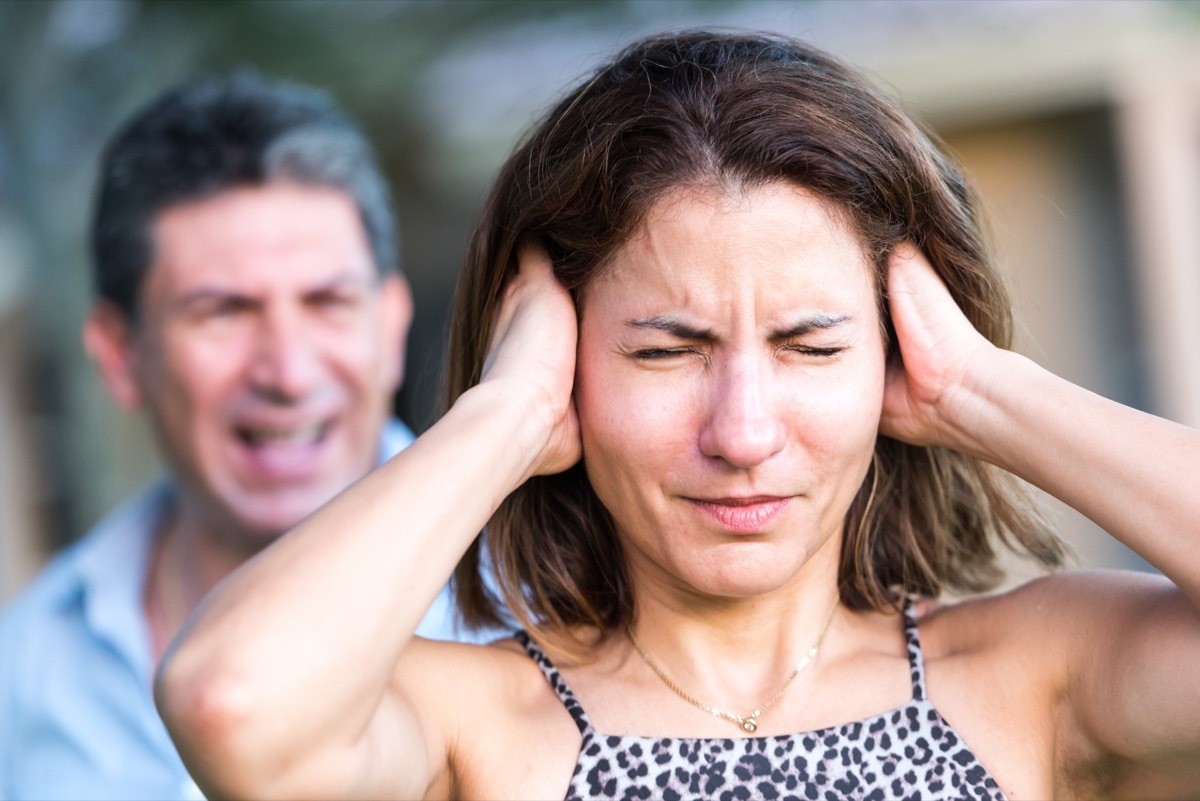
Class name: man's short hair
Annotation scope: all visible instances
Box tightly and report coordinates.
[91,71,398,319]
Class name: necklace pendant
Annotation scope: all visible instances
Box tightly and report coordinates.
[741,718,758,733]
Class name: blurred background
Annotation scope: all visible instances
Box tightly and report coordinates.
[2,0,1199,602]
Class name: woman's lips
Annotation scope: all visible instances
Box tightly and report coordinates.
[688,496,791,533]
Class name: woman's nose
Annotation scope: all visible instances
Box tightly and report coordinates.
[697,355,786,468]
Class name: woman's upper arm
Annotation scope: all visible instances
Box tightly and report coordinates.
[272,638,520,800]
[1049,571,1200,796]
[160,636,475,801]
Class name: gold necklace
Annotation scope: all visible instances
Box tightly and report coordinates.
[626,601,838,734]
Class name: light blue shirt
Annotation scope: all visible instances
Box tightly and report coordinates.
[0,419,496,800]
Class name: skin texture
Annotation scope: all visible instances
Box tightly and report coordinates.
[155,182,1200,801]
[83,183,410,653]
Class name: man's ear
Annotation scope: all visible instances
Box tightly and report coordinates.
[82,301,143,411]
[378,273,413,393]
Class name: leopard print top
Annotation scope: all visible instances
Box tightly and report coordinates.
[515,602,1007,801]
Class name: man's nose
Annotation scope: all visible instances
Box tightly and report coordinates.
[248,306,321,402]
[697,354,787,469]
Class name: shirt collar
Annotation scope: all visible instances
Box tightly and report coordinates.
[73,481,174,686]
[378,417,415,462]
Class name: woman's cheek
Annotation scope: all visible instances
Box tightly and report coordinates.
[589,371,696,457]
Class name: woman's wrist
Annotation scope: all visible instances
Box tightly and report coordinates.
[452,378,573,487]
[935,347,1041,468]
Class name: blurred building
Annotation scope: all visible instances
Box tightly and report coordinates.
[860,1,1200,580]
[1,0,1198,601]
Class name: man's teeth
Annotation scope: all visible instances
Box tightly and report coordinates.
[241,423,325,446]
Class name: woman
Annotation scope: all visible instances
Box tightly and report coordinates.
[157,31,1200,800]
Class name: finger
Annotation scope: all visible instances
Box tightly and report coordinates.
[887,243,945,310]
[887,244,962,352]
[486,242,549,357]
[516,238,554,280]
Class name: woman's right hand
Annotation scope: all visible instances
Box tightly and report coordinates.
[479,241,582,479]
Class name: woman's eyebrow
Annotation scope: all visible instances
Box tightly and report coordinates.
[624,314,852,341]
[772,313,852,340]
[624,315,713,341]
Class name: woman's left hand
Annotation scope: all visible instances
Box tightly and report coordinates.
[879,244,997,453]
[479,241,582,479]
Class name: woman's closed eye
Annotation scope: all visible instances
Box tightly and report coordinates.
[632,347,700,360]
[779,343,845,359]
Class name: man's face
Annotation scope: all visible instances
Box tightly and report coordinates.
[112,183,409,545]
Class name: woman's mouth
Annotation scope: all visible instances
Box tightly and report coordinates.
[687,495,791,533]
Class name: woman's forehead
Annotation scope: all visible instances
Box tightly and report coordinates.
[583,182,876,316]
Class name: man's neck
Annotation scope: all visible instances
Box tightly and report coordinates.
[143,507,263,664]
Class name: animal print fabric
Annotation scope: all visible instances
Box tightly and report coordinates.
[515,602,1007,801]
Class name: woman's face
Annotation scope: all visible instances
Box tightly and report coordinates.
[574,182,886,600]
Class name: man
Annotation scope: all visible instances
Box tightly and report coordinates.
[0,73,486,800]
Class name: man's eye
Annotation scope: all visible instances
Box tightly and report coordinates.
[311,292,359,310]
[204,299,251,319]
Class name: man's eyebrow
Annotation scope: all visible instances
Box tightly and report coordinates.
[772,313,852,340]
[171,273,374,310]
[304,274,376,295]
[624,316,712,341]
[172,287,252,311]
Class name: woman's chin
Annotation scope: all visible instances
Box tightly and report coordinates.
[668,547,826,602]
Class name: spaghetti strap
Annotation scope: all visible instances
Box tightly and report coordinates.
[513,630,591,735]
[902,599,928,701]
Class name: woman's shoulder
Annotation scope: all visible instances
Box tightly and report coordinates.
[914,570,1185,799]
[398,633,584,799]
[917,569,1173,660]
[400,632,566,711]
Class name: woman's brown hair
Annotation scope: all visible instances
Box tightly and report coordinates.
[447,30,1065,659]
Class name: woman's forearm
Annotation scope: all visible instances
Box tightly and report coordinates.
[950,348,1200,602]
